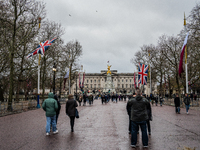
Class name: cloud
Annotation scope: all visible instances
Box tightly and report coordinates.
[42,0,198,73]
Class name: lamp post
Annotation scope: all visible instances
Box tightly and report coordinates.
[53,63,56,94]
[37,17,41,108]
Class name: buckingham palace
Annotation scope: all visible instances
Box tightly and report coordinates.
[70,70,157,96]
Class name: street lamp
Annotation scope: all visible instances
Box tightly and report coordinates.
[53,63,56,94]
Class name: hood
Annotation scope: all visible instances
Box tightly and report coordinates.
[135,95,143,101]
[48,92,54,98]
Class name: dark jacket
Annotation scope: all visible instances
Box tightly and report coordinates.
[42,92,58,117]
[174,97,180,107]
[184,96,190,105]
[66,99,78,116]
[54,95,61,115]
[146,102,152,120]
[127,95,149,122]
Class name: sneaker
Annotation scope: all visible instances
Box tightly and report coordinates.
[53,130,58,134]
[143,146,148,148]
[46,133,50,136]
[131,145,136,148]
[187,112,189,114]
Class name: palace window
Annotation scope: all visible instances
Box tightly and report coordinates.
[91,80,92,83]
[87,80,88,83]
[91,84,92,88]
[122,84,124,88]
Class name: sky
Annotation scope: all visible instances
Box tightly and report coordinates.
[41,0,198,73]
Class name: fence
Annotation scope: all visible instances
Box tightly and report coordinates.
[0,95,68,117]
[163,97,200,107]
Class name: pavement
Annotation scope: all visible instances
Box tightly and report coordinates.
[0,99,200,150]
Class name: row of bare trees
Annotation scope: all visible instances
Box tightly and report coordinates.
[0,0,82,110]
[132,3,200,97]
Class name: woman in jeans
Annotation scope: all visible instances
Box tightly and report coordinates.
[66,94,78,132]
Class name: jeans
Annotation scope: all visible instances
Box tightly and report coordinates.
[70,116,75,130]
[131,120,148,146]
[160,101,162,106]
[185,105,190,112]
[46,115,57,133]
[175,107,180,113]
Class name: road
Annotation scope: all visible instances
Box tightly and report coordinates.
[0,98,199,150]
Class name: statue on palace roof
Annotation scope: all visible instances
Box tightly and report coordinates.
[107,65,112,75]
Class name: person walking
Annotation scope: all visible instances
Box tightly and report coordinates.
[159,94,163,106]
[126,93,136,134]
[83,94,86,106]
[78,95,82,106]
[184,93,190,114]
[42,92,58,136]
[127,89,149,148]
[174,94,180,114]
[54,95,61,125]
[66,94,78,132]
[146,99,152,135]
[88,94,93,105]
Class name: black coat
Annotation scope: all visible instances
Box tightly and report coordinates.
[127,95,149,122]
[146,102,152,120]
[66,99,78,116]
[174,97,180,107]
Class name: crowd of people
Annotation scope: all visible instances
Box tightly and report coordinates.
[41,90,193,149]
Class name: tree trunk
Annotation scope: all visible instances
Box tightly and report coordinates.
[8,0,17,111]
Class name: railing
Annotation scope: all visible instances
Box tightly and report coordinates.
[0,95,68,117]
[163,97,200,107]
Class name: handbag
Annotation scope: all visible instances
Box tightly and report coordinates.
[75,108,79,118]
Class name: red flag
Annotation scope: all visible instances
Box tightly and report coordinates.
[179,33,189,77]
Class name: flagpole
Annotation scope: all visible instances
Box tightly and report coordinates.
[185,45,188,93]
[184,12,188,94]
[148,50,151,95]
[37,17,41,108]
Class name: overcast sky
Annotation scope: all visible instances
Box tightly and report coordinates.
[41,0,198,73]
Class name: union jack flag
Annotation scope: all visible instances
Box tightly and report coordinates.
[27,37,56,58]
[138,63,149,85]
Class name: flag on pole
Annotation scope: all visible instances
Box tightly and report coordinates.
[64,70,69,89]
[178,33,189,77]
[27,37,57,58]
[138,63,149,85]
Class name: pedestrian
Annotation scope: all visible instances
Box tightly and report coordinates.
[66,94,78,132]
[83,94,86,106]
[42,92,58,136]
[127,89,149,148]
[78,95,82,106]
[155,95,158,106]
[174,94,180,114]
[159,94,163,106]
[146,99,152,135]
[126,93,136,134]
[184,93,190,114]
[54,95,61,125]
[88,94,93,105]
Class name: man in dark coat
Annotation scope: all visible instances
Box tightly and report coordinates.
[127,89,149,148]
[126,93,136,134]
[174,94,180,114]
[54,95,61,124]
[66,94,78,132]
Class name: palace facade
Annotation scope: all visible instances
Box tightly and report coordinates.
[70,70,157,96]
